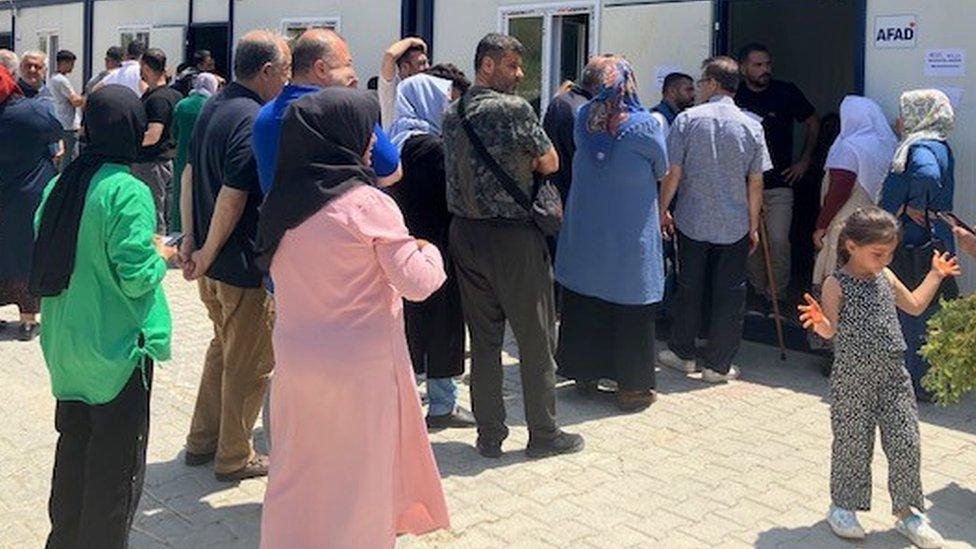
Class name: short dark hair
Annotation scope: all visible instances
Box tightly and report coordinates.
[662,72,693,94]
[737,42,770,64]
[142,48,166,74]
[126,40,146,60]
[193,49,212,67]
[234,33,282,80]
[56,50,76,64]
[474,33,525,72]
[396,44,425,67]
[105,46,124,63]
[701,56,740,93]
[425,63,471,95]
[291,31,340,76]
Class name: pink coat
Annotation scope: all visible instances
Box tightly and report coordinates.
[261,185,450,548]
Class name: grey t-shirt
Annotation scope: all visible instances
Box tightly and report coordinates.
[47,73,80,130]
[667,95,771,244]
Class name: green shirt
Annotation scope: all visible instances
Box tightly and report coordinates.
[36,163,172,405]
[171,92,209,232]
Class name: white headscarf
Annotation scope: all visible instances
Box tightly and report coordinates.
[192,72,219,98]
[824,95,898,202]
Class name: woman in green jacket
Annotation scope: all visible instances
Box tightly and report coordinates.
[169,72,218,232]
[31,85,175,549]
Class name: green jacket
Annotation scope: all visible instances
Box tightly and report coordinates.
[36,163,172,405]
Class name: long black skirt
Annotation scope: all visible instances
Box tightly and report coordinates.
[556,288,656,391]
[404,270,465,379]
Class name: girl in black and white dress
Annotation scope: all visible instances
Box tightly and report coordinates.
[799,207,960,548]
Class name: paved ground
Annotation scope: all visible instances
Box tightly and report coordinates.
[2,271,975,548]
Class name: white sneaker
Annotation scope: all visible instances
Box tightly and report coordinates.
[701,365,740,383]
[827,505,866,540]
[657,350,698,373]
[896,510,944,549]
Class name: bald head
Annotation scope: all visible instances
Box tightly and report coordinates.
[291,28,357,88]
[580,54,618,95]
[234,29,291,101]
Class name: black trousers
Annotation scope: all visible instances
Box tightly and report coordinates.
[669,232,749,374]
[46,362,153,549]
[556,288,656,391]
[404,262,465,379]
[450,217,558,443]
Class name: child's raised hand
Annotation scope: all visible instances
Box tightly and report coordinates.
[931,250,962,278]
[797,293,826,329]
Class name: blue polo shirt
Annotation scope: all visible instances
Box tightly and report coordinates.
[253,84,399,195]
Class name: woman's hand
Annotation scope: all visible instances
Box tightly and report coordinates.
[812,229,826,251]
[954,226,976,259]
[798,293,828,330]
[931,250,962,279]
[904,205,928,227]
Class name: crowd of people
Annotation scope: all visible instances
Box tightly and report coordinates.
[0,23,973,549]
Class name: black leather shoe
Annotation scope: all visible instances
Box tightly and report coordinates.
[426,407,476,430]
[18,323,39,341]
[184,449,216,467]
[525,430,585,459]
[476,438,503,459]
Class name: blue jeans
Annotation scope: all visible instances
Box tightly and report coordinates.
[427,377,458,417]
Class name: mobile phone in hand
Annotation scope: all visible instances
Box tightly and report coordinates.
[163,232,185,247]
[936,212,976,235]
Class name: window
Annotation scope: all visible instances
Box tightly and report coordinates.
[120,26,151,50]
[500,2,599,115]
[280,17,341,42]
[37,31,59,76]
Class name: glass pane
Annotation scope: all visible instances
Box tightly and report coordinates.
[557,14,589,86]
[508,16,543,114]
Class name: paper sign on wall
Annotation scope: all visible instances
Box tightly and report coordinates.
[925,49,966,77]
[874,14,917,49]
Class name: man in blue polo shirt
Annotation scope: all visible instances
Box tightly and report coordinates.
[253,28,400,196]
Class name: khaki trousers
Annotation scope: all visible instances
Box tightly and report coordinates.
[186,277,274,473]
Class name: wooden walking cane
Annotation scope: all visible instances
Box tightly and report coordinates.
[759,214,787,361]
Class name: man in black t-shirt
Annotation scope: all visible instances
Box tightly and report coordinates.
[734,43,819,304]
[132,48,183,234]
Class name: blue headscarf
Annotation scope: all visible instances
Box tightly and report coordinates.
[389,73,452,153]
[579,58,649,163]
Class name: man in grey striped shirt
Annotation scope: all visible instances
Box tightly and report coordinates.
[657,55,770,384]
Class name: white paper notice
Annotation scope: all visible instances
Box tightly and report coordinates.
[937,86,964,109]
[924,49,966,77]
[654,65,683,90]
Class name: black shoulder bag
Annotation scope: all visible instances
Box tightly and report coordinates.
[889,190,959,304]
[457,94,563,236]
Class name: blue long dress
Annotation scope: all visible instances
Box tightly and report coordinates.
[0,94,63,312]
[879,140,955,399]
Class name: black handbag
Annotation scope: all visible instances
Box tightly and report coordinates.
[456,95,563,236]
[889,191,959,303]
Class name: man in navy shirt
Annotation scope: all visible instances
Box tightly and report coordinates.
[180,30,291,483]
[253,29,400,197]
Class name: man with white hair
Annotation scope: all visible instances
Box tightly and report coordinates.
[18,51,48,98]
[0,49,17,76]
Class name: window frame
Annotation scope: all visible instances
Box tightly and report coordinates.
[280,17,342,42]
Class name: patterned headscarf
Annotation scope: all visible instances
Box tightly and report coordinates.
[582,58,644,162]
[891,89,954,174]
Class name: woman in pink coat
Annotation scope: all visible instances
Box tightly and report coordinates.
[255,87,450,548]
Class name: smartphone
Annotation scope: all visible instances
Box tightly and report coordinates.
[936,211,976,235]
[163,232,185,247]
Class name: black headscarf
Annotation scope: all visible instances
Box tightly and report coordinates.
[255,87,379,271]
[30,85,147,297]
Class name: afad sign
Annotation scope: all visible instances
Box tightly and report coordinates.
[875,14,918,49]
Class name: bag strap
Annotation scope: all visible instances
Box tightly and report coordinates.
[457,94,534,213]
